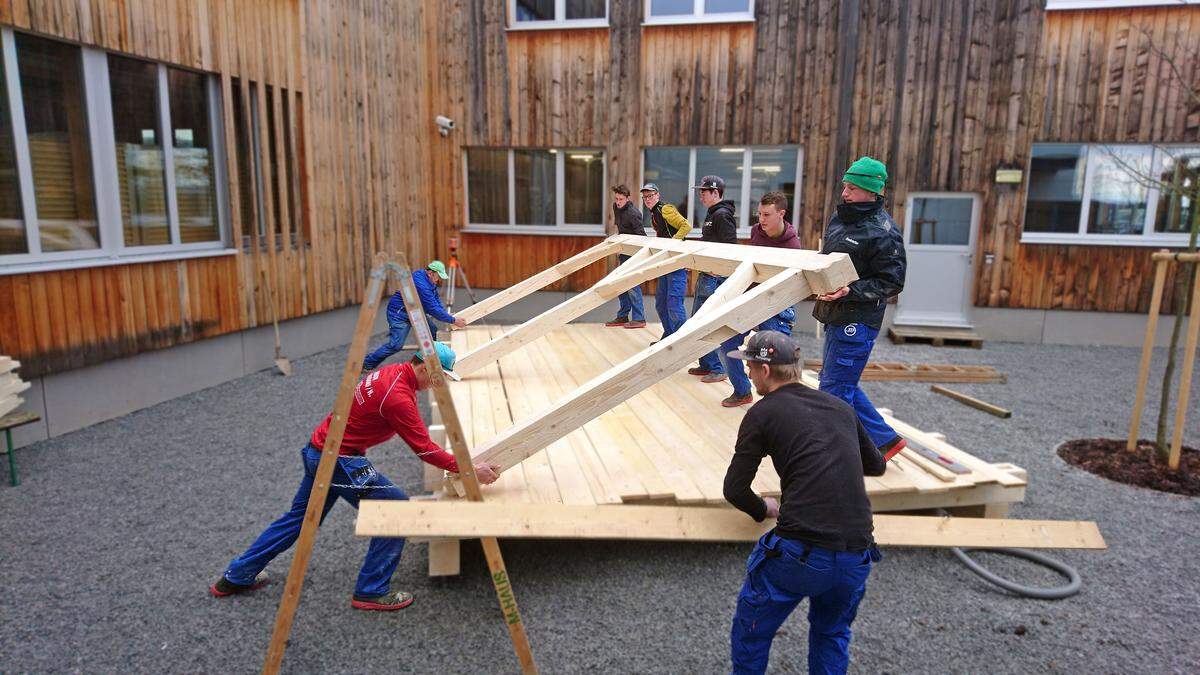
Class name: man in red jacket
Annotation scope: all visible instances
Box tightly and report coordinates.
[211,343,500,611]
[717,192,802,408]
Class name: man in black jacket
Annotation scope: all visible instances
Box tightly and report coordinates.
[813,156,908,459]
[687,175,739,383]
[605,184,649,329]
[723,330,885,675]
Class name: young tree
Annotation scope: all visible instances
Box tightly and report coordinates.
[1108,24,1200,466]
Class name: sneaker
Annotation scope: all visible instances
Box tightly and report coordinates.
[701,373,728,384]
[687,367,713,377]
[722,393,753,408]
[351,590,414,611]
[880,437,907,461]
[624,320,647,329]
[210,572,270,598]
[605,317,629,327]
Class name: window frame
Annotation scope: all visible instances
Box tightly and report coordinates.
[1021,142,1195,247]
[639,144,803,239]
[643,0,756,26]
[509,0,610,30]
[0,28,232,275]
[462,147,608,236]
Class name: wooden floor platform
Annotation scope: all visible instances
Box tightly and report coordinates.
[410,324,1028,574]
[888,324,984,349]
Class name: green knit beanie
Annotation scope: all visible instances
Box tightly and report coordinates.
[843,156,888,195]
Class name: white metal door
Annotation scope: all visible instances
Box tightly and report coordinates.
[894,193,980,328]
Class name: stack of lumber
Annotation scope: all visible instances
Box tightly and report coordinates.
[0,356,31,418]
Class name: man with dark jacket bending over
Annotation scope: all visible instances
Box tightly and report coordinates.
[723,330,886,674]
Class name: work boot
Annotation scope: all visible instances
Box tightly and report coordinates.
[624,320,647,329]
[605,317,629,327]
[880,436,907,461]
[687,367,712,377]
[721,393,753,408]
[210,572,270,598]
[701,372,728,383]
[351,590,414,611]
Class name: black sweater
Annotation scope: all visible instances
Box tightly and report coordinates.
[613,201,645,236]
[723,383,886,551]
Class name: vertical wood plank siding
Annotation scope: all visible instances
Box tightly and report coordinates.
[2,1,1198,378]
[0,0,433,376]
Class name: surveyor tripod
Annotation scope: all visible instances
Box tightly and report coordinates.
[445,236,478,311]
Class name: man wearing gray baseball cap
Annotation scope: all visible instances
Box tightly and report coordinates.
[723,330,886,674]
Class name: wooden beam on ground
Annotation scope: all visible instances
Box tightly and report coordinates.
[356,502,1107,550]
[453,249,692,376]
[473,270,814,473]
[263,254,389,675]
[803,360,1007,383]
[931,385,1013,418]
[454,240,621,325]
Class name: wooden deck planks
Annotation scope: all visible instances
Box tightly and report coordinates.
[443,324,1026,511]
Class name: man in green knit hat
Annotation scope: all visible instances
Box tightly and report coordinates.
[813,156,909,460]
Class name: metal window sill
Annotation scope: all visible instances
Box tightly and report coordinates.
[0,246,238,276]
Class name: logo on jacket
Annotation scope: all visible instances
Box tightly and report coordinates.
[844,324,858,337]
[845,237,860,245]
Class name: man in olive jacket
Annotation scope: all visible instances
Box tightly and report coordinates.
[640,182,691,339]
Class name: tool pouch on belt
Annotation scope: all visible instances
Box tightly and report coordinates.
[338,456,380,498]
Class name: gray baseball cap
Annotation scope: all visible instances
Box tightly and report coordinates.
[726,330,800,365]
[639,182,660,193]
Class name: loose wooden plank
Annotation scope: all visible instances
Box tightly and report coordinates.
[357,502,1107,550]
[931,385,1014,419]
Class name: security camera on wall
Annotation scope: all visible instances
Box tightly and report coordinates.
[435,115,455,136]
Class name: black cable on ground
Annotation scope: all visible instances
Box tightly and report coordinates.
[937,510,1082,600]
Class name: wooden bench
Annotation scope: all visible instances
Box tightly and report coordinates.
[1,411,41,487]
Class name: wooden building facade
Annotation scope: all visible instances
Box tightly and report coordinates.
[1,0,1198,379]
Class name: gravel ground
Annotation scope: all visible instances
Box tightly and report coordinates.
[1,321,1199,673]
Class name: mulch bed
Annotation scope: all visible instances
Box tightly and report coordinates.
[1058,438,1200,497]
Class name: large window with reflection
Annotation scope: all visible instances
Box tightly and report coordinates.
[1023,143,1198,244]
[642,145,801,235]
[0,28,231,272]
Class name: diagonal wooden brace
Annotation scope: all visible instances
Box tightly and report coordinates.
[454,251,693,376]
[472,269,810,473]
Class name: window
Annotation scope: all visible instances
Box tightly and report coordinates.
[641,145,802,235]
[1022,143,1198,245]
[109,55,168,247]
[463,147,607,234]
[17,33,98,252]
[0,28,231,273]
[511,0,608,29]
[645,0,754,24]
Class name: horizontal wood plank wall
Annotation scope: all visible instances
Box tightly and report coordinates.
[0,0,435,376]
[1003,6,1200,313]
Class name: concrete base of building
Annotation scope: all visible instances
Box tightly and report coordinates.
[4,288,1174,450]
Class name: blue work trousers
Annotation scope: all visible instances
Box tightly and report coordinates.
[655,268,688,338]
[731,531,876,675]
[720,307,797,398]
[614,254,645,322]
[363,312,439,371]
[818,322,898,447]
[692,273,727,373]
[223,445,409,598]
